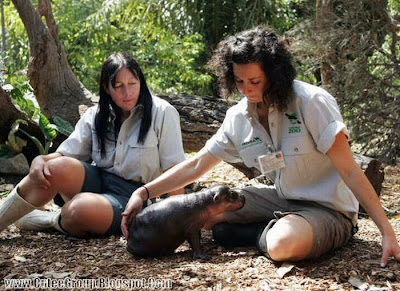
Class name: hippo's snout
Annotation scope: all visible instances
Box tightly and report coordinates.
[230,189,245,209]
[212,186,245,211]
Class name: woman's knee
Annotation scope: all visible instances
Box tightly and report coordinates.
[45,157,85,194]
[61,195,94,227]
[266,215,313,261]
[46,157,83,182]
[60,194,113,236]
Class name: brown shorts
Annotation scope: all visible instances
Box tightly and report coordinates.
[224,185,357,259]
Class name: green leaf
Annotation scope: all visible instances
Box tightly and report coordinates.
[39,113,57,142]
[9,119,27,138]
[53,116,74,137]
[18,128,46,155]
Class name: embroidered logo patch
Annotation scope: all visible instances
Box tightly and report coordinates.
[285,113,302,134]
[241,137,263,149]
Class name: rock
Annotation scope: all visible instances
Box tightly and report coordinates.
[0,153,29,175]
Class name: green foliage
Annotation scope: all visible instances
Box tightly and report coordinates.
[52,116,74,137]
[1,1,29,85]
[291,0,400,162]
[51,0,212,95]
[5,114,72,156]
[1,0,311,97]
[1,81,73,156]
[3,0,397,161]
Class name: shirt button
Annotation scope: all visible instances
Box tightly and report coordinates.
[119,141,122,145]
[294,147,299,152]
[116,162,120,166]
[270,122,274,127]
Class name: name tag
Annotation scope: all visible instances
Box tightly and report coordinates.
[257,151,285,174]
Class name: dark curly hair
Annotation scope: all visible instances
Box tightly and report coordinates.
[95,53,153,158]
[207,25,296,111]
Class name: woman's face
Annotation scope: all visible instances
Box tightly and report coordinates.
[233,62,268,104]
[106,67,140,115]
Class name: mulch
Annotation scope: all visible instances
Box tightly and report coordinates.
[0,163,399,290]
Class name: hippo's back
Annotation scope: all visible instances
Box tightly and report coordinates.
[127,193,210,257]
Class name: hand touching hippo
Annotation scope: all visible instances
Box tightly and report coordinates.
[127,186,245,260]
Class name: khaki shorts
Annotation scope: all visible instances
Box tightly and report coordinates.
[224,185,357,259]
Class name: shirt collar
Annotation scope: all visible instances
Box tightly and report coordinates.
[244,98,275,120]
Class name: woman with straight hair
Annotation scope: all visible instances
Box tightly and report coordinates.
[0,52,185,237]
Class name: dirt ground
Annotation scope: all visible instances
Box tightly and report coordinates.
[0,162,399,290]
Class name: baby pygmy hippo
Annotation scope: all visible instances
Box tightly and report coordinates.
[127,185,245,260]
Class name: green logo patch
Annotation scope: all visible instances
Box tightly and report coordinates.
[285,113,301,125]
[286,112,302,134]
[289,127,301,134]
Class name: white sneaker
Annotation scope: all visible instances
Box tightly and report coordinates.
[14,209,60,232]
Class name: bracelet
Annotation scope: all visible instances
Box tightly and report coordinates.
[142,185,150,201]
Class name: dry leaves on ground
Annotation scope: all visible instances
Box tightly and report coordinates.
[0,163,399,290]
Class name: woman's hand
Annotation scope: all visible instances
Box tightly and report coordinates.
[121,187,148,239]
[327,132,400,266]
[28,155,52,189]
[380,231,400,267]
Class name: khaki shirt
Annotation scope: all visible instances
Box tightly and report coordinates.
[206,80,358,225]
[57,95,185,184]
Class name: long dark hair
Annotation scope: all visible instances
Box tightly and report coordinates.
[95,53,153,158]
[207,25,296,111]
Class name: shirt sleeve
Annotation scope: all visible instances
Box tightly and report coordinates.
[205,110,242,163]
[154,105,186,170]
[302,92,349,154]
[56,107,95,161]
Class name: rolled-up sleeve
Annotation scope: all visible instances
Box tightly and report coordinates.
[303,93,349,154]
[205,111,242,164]
[56,107,96,161]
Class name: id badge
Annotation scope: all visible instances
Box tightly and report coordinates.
[257,151,285,174]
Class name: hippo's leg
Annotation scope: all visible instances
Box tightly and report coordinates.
[187,231,211,260]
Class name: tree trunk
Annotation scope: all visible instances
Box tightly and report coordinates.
[11,0,94,125]
[315,0,336,88]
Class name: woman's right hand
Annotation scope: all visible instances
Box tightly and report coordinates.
[28,153,62,190]
[121,187,148,239]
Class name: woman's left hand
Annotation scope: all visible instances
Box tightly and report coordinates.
[327,133,400,267]
[380,232,400,267]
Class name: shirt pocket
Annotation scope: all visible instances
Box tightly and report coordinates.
[280,134,316,181]
[239,142,269,170]
[127,131,160,177]
[91,132,116,168]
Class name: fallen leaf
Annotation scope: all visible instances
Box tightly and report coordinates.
[276,262,295,278]
[26,273,43,279]
[348,276,369,290]
[43,271,71,279]
[13,255,27,262]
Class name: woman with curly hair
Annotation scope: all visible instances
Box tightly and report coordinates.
[122,26,400,264]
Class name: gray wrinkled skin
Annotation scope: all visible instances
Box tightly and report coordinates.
[127,185,245,260]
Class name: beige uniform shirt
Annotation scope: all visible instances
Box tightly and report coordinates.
[206,80,358,225]
[57,95,185,184]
